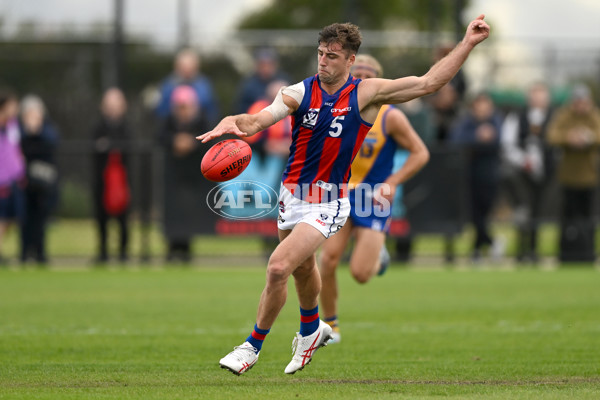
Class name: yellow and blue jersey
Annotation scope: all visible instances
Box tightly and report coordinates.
[347,105,399,232]
[349,104,398,188]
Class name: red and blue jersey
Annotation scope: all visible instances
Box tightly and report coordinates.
[281,74,372,203]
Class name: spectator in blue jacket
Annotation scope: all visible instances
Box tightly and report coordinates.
[235,47,290,114]
[451,93,504,262]
[155,48,219,125]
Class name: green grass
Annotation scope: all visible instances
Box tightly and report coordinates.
[0,218,573,259]
[1,266,599,399]
[1,219,269,259]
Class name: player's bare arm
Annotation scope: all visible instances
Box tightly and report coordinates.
[358,14,490,119]
[196,94,298,143]
[374,109,429,204]
[385,109,429,188]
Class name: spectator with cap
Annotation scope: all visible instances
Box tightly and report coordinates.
[19,95,60,264]
[158,85,212,263]
[0,90,24,265]
[236,47,290,114]
[156,48,220,125]
[547,84,600,262]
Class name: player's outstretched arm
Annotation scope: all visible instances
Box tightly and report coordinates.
[373,108,429,205]
[196,93,298,143]
[361,14,490,106]
[385,109,430,187]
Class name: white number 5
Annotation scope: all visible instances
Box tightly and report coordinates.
[329,116,344,137]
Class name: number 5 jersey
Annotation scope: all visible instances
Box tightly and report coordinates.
[281,75,372,203]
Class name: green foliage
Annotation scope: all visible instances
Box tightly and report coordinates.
[0,268,599,399]
[239,0,470,31]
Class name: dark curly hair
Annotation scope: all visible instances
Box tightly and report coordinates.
[318,22,362,56]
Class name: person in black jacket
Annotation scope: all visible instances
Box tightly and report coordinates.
[19,95,59,264]
[91,88,131,263]
[158,85,212,263]
[501,83,556,262]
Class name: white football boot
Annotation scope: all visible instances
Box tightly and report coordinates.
[284,320,332,374]
[219,342,259,376]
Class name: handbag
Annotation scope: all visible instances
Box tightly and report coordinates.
[102,151,130,216]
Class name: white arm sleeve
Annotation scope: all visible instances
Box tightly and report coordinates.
[281,81,305,105]
[262,81,305,123]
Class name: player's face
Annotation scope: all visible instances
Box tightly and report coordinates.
[351,64,377,80]
[317,42,354,85]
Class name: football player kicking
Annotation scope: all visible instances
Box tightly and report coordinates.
[197,15,489,375]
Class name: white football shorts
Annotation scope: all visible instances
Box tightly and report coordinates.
[277,184,350,238]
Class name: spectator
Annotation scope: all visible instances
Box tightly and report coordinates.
[428,43,468,144]
[236,47,290,114]
[155,48,219,125]
[451,93,504,262]
[547,84,600,262]
[0,90,25,265]
[221,80,292,236]
[397,98,436,146]
[501,83,556,263]
[91,88,132,264]
[19,95,59,264]
[158,85,211,262]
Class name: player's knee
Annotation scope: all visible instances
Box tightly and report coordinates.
[319,262,336,279]
[266,256,290,283]
[320,250,341,271]
[351,268,371,284]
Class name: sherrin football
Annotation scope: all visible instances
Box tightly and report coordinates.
[201,139,252,182]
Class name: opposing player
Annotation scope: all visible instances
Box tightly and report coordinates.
[197,15,490,375]
[319,54,430,344]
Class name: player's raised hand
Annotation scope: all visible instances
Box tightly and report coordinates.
[196,116,248,143]
[463,14,490,47]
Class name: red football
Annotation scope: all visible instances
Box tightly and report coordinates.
[201,139,252,182]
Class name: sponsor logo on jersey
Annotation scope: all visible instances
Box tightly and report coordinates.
[315,219,326,226]
[320,213,328,221]
[331,106,351,114]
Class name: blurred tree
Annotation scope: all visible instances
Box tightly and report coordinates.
[238,0,470,31]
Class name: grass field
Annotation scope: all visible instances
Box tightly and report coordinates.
[1,265,599,399]
[0,219,572,260]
